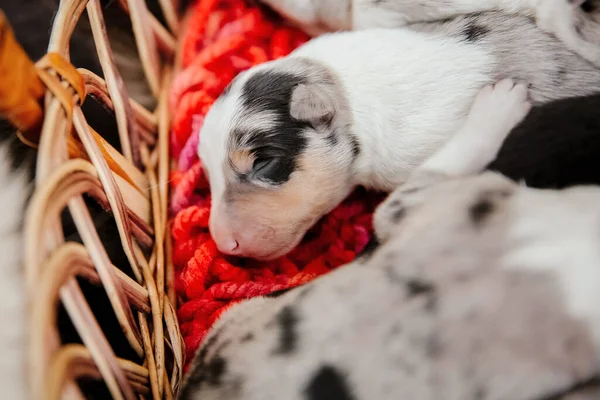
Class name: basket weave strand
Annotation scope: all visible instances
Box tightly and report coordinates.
[0,0,184,398]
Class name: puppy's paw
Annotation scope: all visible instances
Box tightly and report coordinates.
[464,79,531,145]
[416,79,531,178]
[426,79,532,175]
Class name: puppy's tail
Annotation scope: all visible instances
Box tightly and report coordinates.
[0,141,31,400]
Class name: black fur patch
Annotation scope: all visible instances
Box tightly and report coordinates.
[392,208,405,223]
[195,326,223,365]
[180,335,234,397]
[405,278,437,312]
[326,132,338,147]
[469,189,511,225]
[179,356,228,399]
[386,199,406,223]
[487,93,600,190]
[240,71,306,116]
[462,22,490,43]
[348,133,361,158]
[357,236,380,259]
[305,365,356,400]
[273,305,300,355]
[581,0,599,13]
[241,332,254,342]
[406,279,435,297]
[235,71,311,185]
[469,197,494,225]
[252,0,284,20]
[322,123,361,161]
[205,356,227,385]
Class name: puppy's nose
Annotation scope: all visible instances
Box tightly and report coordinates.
[209,213,242,255]
[214,236,241,255]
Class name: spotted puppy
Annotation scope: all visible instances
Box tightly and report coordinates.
[259,0,600,68]
[182,79,600,400]
[199,10,600,259]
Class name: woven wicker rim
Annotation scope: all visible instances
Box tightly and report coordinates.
[21,0,184,398]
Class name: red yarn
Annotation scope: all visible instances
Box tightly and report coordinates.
[170,0,384,367]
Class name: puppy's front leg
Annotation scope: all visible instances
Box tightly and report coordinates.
[373,79,530,243]
[416,79,531,181]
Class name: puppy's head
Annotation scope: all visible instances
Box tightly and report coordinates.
[199,57,358,260]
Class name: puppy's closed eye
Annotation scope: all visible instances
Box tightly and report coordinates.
[250,157,294,185]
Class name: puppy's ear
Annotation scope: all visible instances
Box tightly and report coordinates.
[290,83,335,124]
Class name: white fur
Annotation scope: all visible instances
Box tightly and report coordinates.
[199,89,243,200]
[503,187,600,352]
[262,0,600,67]
[0,145,29,400]
[291,28,496,190]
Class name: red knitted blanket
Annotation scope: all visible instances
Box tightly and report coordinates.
[169,0,383,367]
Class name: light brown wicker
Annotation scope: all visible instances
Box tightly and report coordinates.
[1,0,184,399]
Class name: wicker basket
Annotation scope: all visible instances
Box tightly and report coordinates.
[0,0,184,398]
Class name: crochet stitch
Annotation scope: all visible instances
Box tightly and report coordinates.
[170,0,383,367]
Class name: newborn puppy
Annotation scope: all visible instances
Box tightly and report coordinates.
[259,0,600,68]
[181,80,600,400]
[199,12,600,259]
